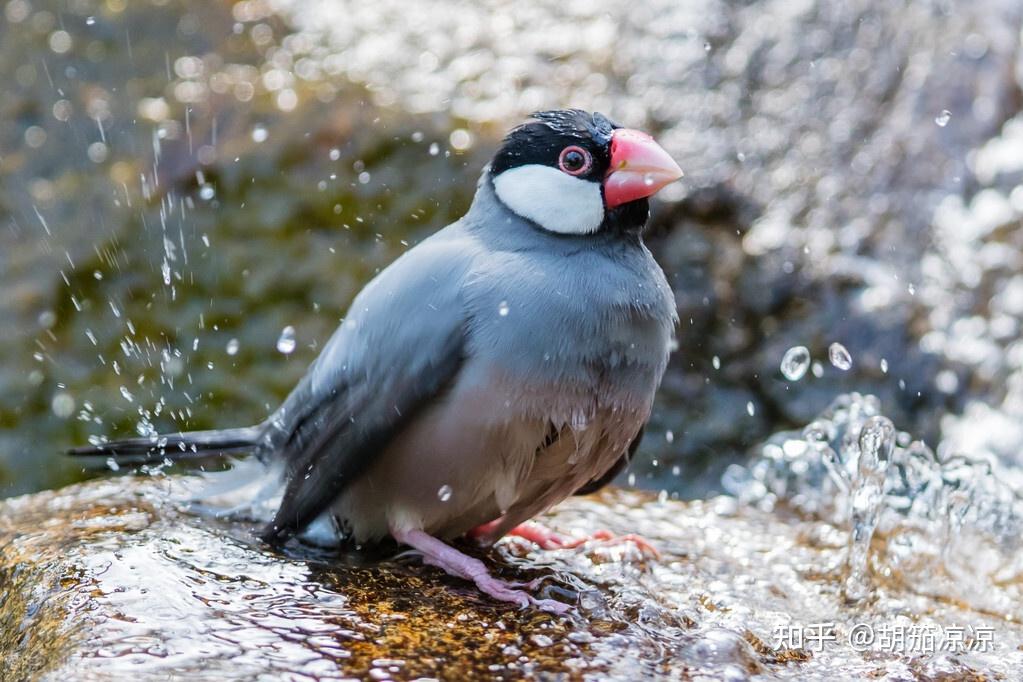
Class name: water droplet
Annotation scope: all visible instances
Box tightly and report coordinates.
[828,342,853,371]
[746,401,755,416]
[276,325,296,354]
[498,301,509,317]
[85,16,96,25]
[251,125,268,143]
[449,129,472,151]
[428,142,439,156]
[226,338,239,356]
[935,109,951,127]
[712,355,721,370]
[437,485,453,502]
[780,345,811,381]
[119,386,134,403]
[880,358,888,374]
[51,392,75,418]
[665,430,674,444]
[329,148,341,161]
[106,457,120,472]
[198,185,215,201]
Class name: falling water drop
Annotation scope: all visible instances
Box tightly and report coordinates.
[437,485,453,502]
[276,326,296,354]
[746,401,755,416]
[251,125,268,143]
[934,109,951,127]
[498,301,509,317]
[119,386,134,403]
[428,142,439,156]
[828,342,853,371]
[226,338,239,356]
[880,358,889,374]
[780,346,811,381]
[51,392,75,418]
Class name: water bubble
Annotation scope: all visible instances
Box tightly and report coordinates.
[198,185,215,200]
[251,125,268,143]
[828,342,853,370]
[935,109,952,127]
[52,392,75,418]
[276,325,296,354]
[498,301,509,317]
[437,485,453,502]
[329,148,340,160]
[226,338,239,356]
[712,355,721,370]
[780,345,811,381]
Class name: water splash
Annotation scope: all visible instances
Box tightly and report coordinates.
[828,342,852,370]
[780,346,810,381]
[723,393,1023,613]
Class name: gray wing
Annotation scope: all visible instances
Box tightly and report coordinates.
[261,228,475,544]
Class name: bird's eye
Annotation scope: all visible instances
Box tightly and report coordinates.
[558,146,591,176]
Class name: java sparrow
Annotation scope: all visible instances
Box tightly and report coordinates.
[72,110,683,613]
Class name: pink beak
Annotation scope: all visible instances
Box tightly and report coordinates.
[603,129,683,208]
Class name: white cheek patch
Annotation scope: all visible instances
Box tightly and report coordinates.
[493,164,605,235]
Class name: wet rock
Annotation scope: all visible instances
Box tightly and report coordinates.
[2,477,1021,680]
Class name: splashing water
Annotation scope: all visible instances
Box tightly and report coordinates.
[723,393,1023,615]
[780,345,811,381]
[828,342,852,370]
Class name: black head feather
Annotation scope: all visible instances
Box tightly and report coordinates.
[489,109,619,179]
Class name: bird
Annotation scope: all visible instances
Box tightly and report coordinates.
[70,109,682,613]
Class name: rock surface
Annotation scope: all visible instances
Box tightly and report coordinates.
[2,477,1021,681]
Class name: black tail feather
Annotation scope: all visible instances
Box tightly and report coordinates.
[67,426,263,465]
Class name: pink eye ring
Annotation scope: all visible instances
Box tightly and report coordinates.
[558,146,592,175]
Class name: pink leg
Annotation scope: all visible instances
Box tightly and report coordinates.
[477,520,660,558]
[391,527,571,615]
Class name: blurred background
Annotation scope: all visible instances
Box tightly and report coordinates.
[2,0,1023,500]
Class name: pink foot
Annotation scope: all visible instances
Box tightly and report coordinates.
[483,521,661,559]
[391,527,571,615]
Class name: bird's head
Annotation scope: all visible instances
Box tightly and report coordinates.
[488,109,682,236]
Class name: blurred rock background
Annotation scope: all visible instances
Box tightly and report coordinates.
[2,0,1023,498]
